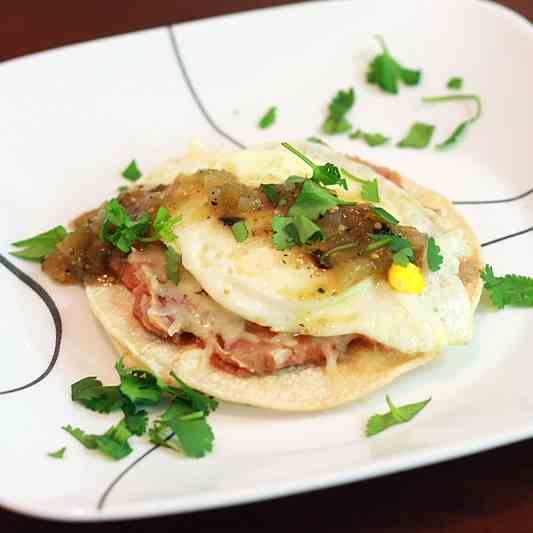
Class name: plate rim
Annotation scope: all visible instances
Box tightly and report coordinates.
[2,0,533,522]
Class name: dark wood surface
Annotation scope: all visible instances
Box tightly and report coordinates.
[2,1,532,531]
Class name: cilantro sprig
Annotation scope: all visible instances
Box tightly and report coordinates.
[270,177,355,251]
[99,199,151,253]
[64,359,218,460]
[11,226,67,262]
[322,88,355,135]
[422,94,482,149]
[367,36,421,94]
[150,399,214,458]
[100,200,182,253]
[481,265,533,309]
[281,142,348,190]
[115,359,167,404]
[366,395,431,436]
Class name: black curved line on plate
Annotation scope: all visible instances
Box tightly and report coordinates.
[167,26,245,149]
[0,253,62,395]
[481,225,533,247]
[97,443,162,510]
[97,434,174,510]
[454,187,533,205]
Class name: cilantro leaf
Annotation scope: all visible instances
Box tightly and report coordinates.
[293,215,324,244]
[367,36,421,94]
[48,447,66,459]
[82,387,126,414]
[71,376,126,413]
[62,425,97,449]
[63,421,133,460]
[100,198,151,253]
[397,122,435,149]
[153,207,182,243]
[231,220,249,242]
[148,421,172,447]
[389,234,414,266]
[171,373,219,415]
[271,213,323,251]
[117,185,129,193]
[481,265,533,309]
[94,420,133,460]
[71,377,104,401]
[288,180,354,221]
[447,77,463,90]
[393,247,414,266]
[122,160,142,181]
[142,207,182,243]
[159,399,214,458]
[122,403,148,436]
[422,94,482,150]
[260,184,281,205]
[322,88,355,135]
[272,216,296,251]
[259,106,277,129]
[366,396,431,436]
[116,359,164,404]
[340,167,380,203]
[349,129,390,147]
[368,233,414,266]
[165,246,181,286]
[11,226,67,262]
[370,206,398,226]
[281,142,348,189]
[426,237,443,272]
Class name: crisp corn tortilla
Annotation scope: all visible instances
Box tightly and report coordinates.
[86,145,482,411]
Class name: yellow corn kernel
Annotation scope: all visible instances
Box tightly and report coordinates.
[388,262,425,294]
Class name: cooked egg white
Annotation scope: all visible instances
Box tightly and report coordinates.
[139,141,473,354]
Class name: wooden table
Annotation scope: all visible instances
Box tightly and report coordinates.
[2,1,532,531]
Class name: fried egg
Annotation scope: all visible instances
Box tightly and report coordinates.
[139,141,474,354]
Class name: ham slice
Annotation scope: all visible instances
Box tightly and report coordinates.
[119,245,359,376]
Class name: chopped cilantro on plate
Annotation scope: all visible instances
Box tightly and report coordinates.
[367,36,421,94]
[366,396,431,436]
[322,88,355,135]
[259,106,277,129]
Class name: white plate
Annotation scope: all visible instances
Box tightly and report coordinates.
[1,0,532,521]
